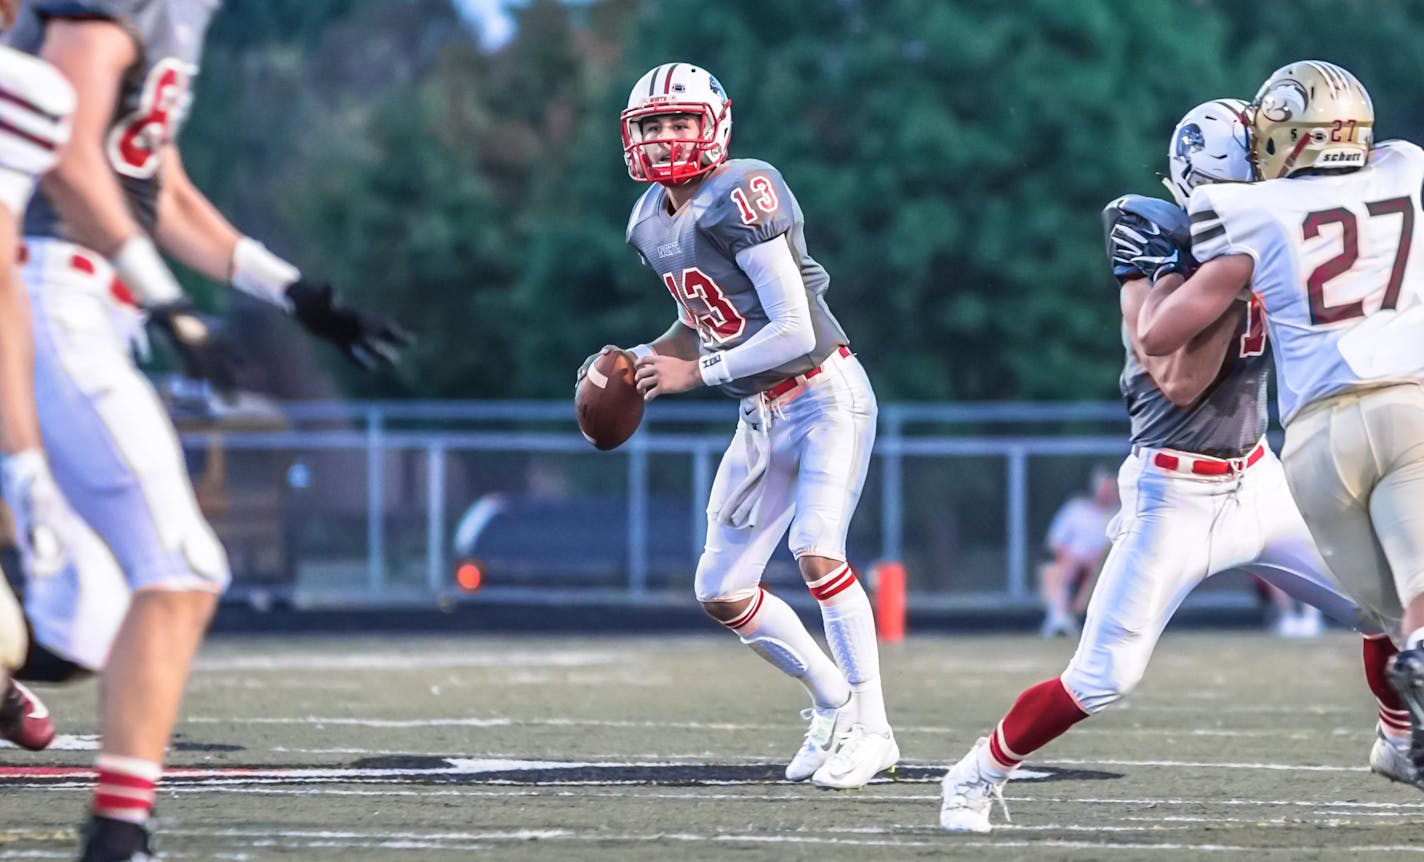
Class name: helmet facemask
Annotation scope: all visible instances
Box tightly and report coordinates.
[622,103,728,184]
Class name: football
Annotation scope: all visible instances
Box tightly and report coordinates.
[576,350,645,450]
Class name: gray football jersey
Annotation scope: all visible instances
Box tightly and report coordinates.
[1119,298,1269,458]
[9,0,217,239]
[625,158,849,399]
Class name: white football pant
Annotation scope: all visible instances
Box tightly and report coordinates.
[696,348,876,601]
[1062,442,1377,713]
[21,238,229,666]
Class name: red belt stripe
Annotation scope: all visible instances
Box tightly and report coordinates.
[762,345,851,401]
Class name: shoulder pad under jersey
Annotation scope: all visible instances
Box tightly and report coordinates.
[697,159,798,259]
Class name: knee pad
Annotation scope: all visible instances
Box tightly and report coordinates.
[741,634,810,677]
[697,586,759,605]
[0,580,26,670]
[1060,664,1138,715]
[172,520,231,593]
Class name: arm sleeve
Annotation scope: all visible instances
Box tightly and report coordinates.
[699,237,815,386]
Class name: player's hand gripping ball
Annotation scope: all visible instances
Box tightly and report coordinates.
[575,349,645,450]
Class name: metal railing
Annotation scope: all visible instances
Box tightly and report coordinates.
[179,399,1137,608]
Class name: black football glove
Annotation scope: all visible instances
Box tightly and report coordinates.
[286,279,412,370]
[1102,194,1194,284]
[147,298,242,397]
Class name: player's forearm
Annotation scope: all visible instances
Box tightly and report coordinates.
[1145,303,1244,406]
[154,153,241,283]
[649,322,700,361]
[0,248,42,454]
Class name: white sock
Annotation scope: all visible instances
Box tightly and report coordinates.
[808,564,890,733]
[974,740,1014,782]
[724,588,849,709]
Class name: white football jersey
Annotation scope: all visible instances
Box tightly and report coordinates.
[1190,141,1424,422]
[0,44,73,217]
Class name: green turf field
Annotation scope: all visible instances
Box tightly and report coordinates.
[2,631,1422,860]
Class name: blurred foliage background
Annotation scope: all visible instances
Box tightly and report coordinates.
[179,0,1424,401]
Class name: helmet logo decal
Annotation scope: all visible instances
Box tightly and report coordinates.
[707,75,724,98]
[1175,123,1205,159]
[1258,80,1308,123]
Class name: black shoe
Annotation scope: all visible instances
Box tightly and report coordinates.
[1388,647,1424,776]
[77,815,155,862]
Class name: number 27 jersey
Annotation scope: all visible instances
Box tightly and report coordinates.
[1189,141,1424,423]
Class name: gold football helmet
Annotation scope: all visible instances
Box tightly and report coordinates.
[1250,60,1373,179]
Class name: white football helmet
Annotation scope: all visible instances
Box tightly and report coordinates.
[1162,98,1253,207]
[621,63,731,185]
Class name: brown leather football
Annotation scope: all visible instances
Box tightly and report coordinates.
[576,350,645,450]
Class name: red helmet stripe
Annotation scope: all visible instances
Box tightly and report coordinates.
[662,63,679,95]
[647,64,667,98]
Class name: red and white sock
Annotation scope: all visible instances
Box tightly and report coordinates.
[92,754,161,824]
[1363,634,1410,745]
[979,677,1088,780]
[723,587,850,710]
[809,564,889,733]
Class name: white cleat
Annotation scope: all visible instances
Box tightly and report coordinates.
[1370,730,1423,788]
[810,724,899,789]
[785,700,848,782]
[939,737,1010,833]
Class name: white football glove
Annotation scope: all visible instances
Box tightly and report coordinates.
[1,450,68,579]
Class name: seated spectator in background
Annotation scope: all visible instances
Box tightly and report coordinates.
[1040,467,1118,637]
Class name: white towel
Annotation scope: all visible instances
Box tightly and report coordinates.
[718,398,772,528]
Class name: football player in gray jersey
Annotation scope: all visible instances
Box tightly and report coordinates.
[940,99,1407,834]
[578,63,896,788]
[7,2,409,857]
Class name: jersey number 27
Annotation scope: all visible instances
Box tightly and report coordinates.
[1303,196,1413,325]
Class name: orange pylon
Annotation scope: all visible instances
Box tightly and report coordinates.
[871,561,906,642]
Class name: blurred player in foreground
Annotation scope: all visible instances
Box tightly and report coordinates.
[1136,60,1424,790]
[7,1,408,857]
[578,63,895,788]
[940,96,1409,833]
[0,0,72,755]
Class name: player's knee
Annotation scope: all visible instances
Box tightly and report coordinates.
[1061,663,1143,714]
[788,515,835,560]
[699,589,758,625]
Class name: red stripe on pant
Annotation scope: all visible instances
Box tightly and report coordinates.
[988,678,1088,768]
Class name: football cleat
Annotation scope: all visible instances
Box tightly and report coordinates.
[0,679,55,751]
[939,737,1010,833]
[1370,729,1422,788]
[1387,647,1424,777]
[811,724,899,789]
[78,815,155,862]
[786,698,849,782]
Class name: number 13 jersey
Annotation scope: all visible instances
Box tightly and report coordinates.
[625,158,849,399]
[1189,141,1424,423]
[8,0,217,239]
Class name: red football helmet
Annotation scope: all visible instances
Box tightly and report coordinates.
[621,63,732,185]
